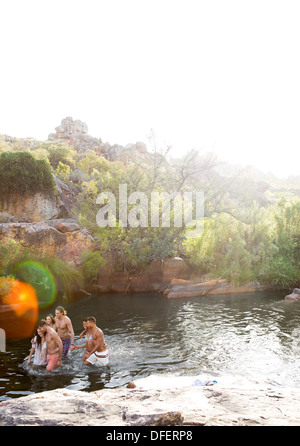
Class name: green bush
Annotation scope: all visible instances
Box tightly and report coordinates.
[46,144,75,170]
[0,152,55,196]
[81,250,106,283]
[184,198,300,288]
[0,151,55,196]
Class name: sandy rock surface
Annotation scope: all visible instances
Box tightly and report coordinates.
[0,374,300,426]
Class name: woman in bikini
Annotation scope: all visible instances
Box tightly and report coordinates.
[74,319,94,362]
[45,314,56,331]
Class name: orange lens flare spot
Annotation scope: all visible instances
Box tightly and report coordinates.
[0,278,39,339]
[13,261,57,309]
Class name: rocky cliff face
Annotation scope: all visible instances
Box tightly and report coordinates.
[0,191,60,222]
[95,257,192,293]
[0,219,94,267]
[0,174,74,223]
[0,170,94,266]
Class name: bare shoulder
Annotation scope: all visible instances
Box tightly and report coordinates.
[50,327,60,340]
[49,327,56,336]
[94,327,103,338]
[65,315,73,325]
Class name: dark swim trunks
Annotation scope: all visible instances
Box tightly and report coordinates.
[62,338,71,357]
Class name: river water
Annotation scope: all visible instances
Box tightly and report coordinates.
[1,291,300,401]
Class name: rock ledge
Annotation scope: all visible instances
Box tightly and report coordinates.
[0,375,299,426]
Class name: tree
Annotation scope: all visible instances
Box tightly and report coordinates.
[46,143,76,170]
[0,151,55,196]
[184,198,300,288]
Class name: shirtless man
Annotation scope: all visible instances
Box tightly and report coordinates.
[55,306,75,358]
[82,317,109,366]
[37,320,63,371]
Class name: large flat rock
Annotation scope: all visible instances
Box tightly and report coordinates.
[0,375,300,426]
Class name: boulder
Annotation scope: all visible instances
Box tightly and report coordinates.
[164,279,226,298]
[102,142,151,165]
[0,212,18,223]
[284,288,300,301]
[135,141,148,154]
[50,116,88,138]
[164,279,259,299]
[161,257,191,281]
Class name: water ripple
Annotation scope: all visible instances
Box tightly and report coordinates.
[1,291,300,399]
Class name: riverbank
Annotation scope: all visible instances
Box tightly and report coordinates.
[0,374,299,426]
[89,256,293,298]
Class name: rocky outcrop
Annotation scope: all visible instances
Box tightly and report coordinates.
[0,174,74,223]
[48,117,102,154]
[101,141,151,165]
[49,117,151,165]
[0,166,93,266]
[0,374,300,426]
[0,219,94,266]
[0,191,61,222]
[163,279,261,299]
[52,174,76,218]
[285,288,300,301]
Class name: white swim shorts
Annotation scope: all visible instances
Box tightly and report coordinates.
[86,350,109,366]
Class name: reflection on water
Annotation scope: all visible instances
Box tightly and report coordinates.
[1,291,300,400]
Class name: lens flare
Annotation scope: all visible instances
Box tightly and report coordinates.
[13,261,57,309]
[0,278,39,339]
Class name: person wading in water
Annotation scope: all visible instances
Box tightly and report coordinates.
[37,320,63,371]
[75,316,109,367]
[54,306,75,358]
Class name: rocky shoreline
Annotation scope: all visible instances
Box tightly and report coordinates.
[0,374,300,426]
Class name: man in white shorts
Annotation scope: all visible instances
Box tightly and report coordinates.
[83,316,109,367]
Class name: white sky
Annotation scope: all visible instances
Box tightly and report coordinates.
[0,0,299,178]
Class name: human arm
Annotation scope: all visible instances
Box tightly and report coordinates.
[27,337,36,364]
[79,330,87,339]
[51,331,63,364]
[66,317,75,350]
[74,343,86,350]
[27,346,35,364]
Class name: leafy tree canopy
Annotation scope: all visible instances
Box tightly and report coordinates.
[0,151,55,196]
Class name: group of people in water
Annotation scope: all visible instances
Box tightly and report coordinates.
[27,306,109,371]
